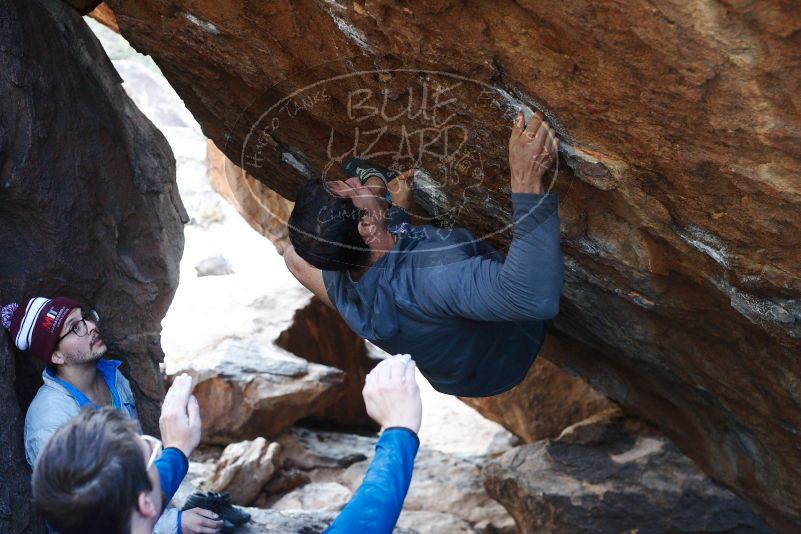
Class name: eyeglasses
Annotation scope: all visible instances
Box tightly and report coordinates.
[141,435,163,470]
[53,309,101,348]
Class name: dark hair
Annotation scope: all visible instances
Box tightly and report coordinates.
[288,179,371,270]
[32,407,152,534]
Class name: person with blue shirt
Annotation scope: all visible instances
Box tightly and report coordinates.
[31,373,204,534]
[29,345,421,533]
[285,112,563,397]
[1,297,222,534]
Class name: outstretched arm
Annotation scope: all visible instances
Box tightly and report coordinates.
[284,244,334,308]
[326,356,422,534]
[326,428,418,534]
[416,112,564,322]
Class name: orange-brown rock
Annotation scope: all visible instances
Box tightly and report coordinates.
[461,332,614,443]
[98,1,801,529]
[276,297,378,430]
[174,342,345,444]
[87,3,118,33]
[206,139,294,253]
[484,409,772,534]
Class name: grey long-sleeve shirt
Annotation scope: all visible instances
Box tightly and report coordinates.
[323,193,563,397]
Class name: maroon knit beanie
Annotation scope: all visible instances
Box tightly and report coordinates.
[1,297,82,364]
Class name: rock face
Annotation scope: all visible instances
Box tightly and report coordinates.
[206,140,294,253]
[275,297,378,430]
[98,1,801,528]
[484,409,772,534]
[461,332,615,443]
[0,343,37,533]
[237,510,336,534]
[276,427,516,532]
[0,2,185,531]
[208,439,282,505]
[169,337,344,443]
[395,511,475,534]
[271,482,352,512]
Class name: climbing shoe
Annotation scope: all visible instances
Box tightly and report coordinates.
[182,491,251,527]
[342,158,399,187]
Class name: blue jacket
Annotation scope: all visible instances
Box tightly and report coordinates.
[324,193,563,396]
[326,428,419,533]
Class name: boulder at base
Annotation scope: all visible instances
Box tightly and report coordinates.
[484,409,772,534]
[207,438,282,505]
[276,427,516,533]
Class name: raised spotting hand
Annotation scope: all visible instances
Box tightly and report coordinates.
[363,355,422,434]
[159,373,202,458]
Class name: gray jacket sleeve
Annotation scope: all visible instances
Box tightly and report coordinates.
[24,390,80,467]
[416,193,563,322]
[154,506,180,534]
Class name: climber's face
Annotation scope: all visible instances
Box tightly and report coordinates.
[328,177,389,231]
[329,177,387,211]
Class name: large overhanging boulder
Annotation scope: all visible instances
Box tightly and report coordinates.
[206,139,294,253]
[94,1,801,529]
[0,1,185,531]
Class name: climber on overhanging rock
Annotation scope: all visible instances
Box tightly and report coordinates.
[1,298,229,534]
[284,112,563,397]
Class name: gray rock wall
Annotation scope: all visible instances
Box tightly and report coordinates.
[0,1,186,530]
